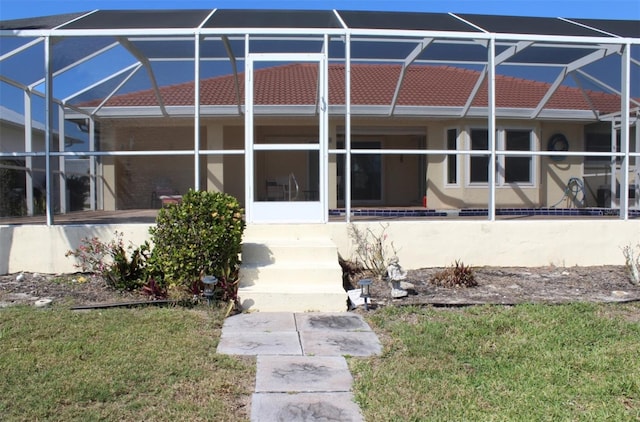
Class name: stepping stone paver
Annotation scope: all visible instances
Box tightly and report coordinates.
[255,355,352,393]
[217,331,302,355]
[251,392,364,422]
[300,330,382,356]
[222,311,297,332]
[217,312,380,421]
[295,312,373,332]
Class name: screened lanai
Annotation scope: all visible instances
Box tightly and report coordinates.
[1,9,639,225]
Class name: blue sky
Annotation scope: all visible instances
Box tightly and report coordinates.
[1,0,639,20]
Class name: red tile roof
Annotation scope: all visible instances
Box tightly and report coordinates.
[88,63,624,115]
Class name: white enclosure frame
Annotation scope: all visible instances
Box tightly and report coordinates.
[0,10,638,225]
[244,50,329,223]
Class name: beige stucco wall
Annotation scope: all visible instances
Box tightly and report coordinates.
[0,224,152,274]
[94,116,600,211]
[222,125,245,205]
[426,120,585,209]
[2,220,638,275]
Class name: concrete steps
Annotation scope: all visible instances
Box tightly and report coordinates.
[238,225,347,312]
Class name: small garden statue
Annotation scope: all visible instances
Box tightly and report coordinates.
[386,256,409,298]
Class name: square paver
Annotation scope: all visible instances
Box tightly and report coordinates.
[300,330,382,356]
[251,392,364,422]
[255,355,352,393]
[222,312,297,333]
[217,331,302,355]
[295,312,373,332]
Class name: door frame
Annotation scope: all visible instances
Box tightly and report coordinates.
[244,52,329,223]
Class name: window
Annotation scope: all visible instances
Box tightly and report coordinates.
[585,132,620,163]
[446,128,458,185]
[469,129,489,183]
[336,140,382,202]
[504,130,532,183]
[466,128,534,186]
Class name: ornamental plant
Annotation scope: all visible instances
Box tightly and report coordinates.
[430,260,478,288]
[348,223,398,280]
[65,231,149,291]
[148,190,245,306]
[622,243,640,285]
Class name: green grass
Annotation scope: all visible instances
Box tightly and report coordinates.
[0,305,255,421]
[352,303,640,421]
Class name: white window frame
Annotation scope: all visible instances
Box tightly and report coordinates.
[444,127,460,187]
[498,127,537,187]
[465,126,537,188]
[466,126,490,187]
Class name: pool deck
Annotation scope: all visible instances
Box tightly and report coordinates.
[0,207,628,226]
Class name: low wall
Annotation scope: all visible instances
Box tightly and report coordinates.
[328,220,639,268]
[0,224,152,275]
[1,220,638,274]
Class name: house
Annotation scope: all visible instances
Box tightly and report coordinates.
[78,63,636,214]
[0,9,638,310]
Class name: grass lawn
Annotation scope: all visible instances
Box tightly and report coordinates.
[0,305,255,421]
[352,303,640,421]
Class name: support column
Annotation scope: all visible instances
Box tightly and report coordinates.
[611,120,618,209]
[89,117,97,210]
[488,37,497,221]
[345,32,352,223]
[44,36,53,226]
[24,90,33,216]
[194,34,201,191]
[207,124,224,192]
[620,43,631,220]
[328,124,337,209]
[58,103,66,214]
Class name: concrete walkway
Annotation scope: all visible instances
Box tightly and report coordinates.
[217,312,382,422]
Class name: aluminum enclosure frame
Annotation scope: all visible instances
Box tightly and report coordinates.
[0,9,638,224]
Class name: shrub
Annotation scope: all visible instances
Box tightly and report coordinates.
[65,231,149,291]
[622,243,640,285]
[430,260,478,288]
[148,190,245,305]
[348,223,398,280]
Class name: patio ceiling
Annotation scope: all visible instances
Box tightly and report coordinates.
[0,9,638,120]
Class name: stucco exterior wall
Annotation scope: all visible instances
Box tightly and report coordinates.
[426,120,586,209]
[93,117,598,211]
[2,220,638,275]
[222,125,245,204]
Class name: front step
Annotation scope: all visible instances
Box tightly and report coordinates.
[238,225,347,312]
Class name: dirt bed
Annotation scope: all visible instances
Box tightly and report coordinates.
[1,266,640,309]
[0,273,141,308]
[354,265,640,308]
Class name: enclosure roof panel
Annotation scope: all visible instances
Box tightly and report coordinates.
[204,9,342,29]
[336,10,479,32]
[81,63,624,115]
[570,18,640,38]
[0,12,90,30]
[457,13,618,37]
[1,10,636,38]
[58,10,213,29]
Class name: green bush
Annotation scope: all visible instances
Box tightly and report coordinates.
[65,231,149,291]
[148,190,245,304]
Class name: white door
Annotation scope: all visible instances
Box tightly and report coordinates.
[245,53,328,223]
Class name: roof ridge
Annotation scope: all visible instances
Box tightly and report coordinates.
[79,62,625,114]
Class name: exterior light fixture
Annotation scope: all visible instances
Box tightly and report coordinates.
[358,278,372,310]
[202,275,218,304]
